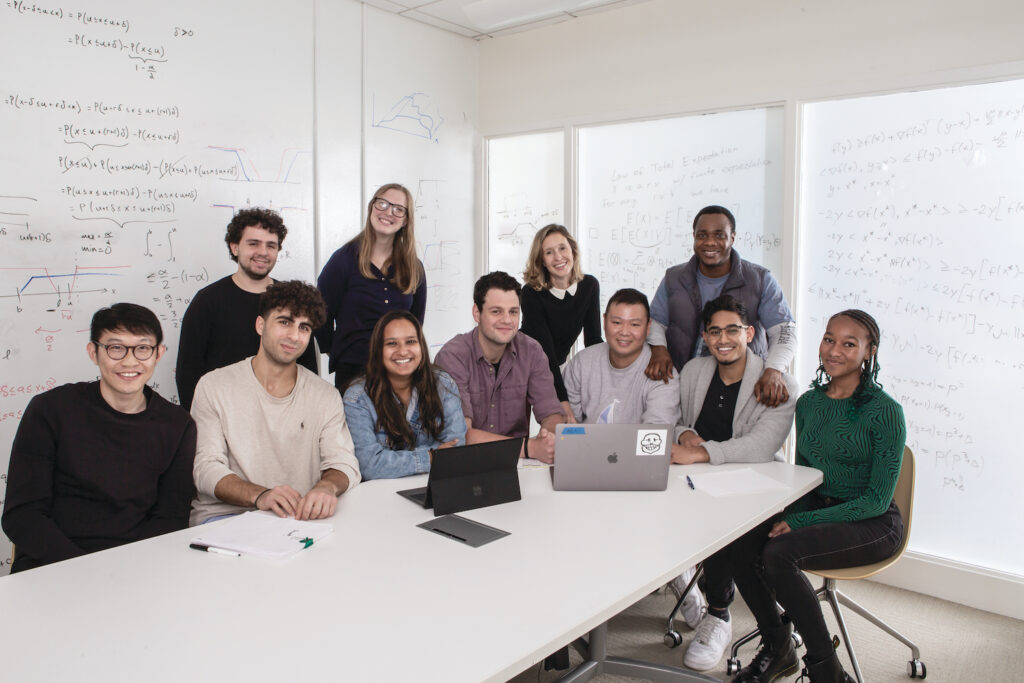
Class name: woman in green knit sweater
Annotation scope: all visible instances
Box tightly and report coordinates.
[727,309,906,683]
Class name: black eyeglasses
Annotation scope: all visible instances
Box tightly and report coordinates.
[372,197,408,218]
[94,342,157,360]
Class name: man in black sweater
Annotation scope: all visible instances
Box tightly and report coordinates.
[175,208,317,410]
[2,304,196,572]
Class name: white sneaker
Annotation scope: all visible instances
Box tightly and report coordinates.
[683,613,732,671]
[669,567,707,629]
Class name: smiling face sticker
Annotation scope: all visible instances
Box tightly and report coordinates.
[636,429,668,456]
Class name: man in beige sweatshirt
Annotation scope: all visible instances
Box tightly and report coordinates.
[189,280,360,525]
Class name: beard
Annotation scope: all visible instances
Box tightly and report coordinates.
[240,262,272,281]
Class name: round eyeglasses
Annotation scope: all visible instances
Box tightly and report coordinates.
[94,342,156,361]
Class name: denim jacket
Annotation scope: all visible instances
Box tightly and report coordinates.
[343,369,466,479]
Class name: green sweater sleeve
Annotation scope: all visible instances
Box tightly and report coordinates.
[786,391,906,530]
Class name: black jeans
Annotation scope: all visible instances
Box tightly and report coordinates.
[710,494,903,661]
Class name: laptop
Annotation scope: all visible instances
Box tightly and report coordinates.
[552,423,672,491]
[397,438,522,515]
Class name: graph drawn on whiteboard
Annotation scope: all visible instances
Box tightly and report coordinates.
[0,265,129,311]
[371,92,444,141]
[208,146,312,184]
[486,131,564,280]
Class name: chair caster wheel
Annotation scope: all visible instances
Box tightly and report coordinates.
[792,630,803,648]
[726,658,741,675]
[664,630,682,648]
[908,659,926,678]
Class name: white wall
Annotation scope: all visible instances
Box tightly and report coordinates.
[478,0,1024,619]
[479,0,1024,132]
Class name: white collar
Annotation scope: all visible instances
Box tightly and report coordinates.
[549,281,578,299]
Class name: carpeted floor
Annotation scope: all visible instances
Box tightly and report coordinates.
[507,577,1024,682]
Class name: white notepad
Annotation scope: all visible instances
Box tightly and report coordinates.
[683,467,789,497]
[190,511,334,559]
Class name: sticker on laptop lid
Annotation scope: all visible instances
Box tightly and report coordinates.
[636,429,668,456]
[561,426,586,435]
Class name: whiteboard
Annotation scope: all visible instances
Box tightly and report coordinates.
[362,6,478,350]
[486,130,564,280]
[0,0,315,573]
[577,107,785,310]
[798,78,1024,577]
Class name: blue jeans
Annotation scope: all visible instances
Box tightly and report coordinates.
[713,494,903,661]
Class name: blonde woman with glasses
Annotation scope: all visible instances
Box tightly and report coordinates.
[316,183,426,392]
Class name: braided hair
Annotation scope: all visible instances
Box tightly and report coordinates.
[812,309,883,413]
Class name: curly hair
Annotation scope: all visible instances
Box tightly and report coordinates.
[363,310,448,448]
[258,280,326,330]
[522,224,583,291]
[811,308,883,414]
[224,208,287,262]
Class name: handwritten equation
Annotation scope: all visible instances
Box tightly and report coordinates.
[578,108,784,313]
[4,1,196,79]
[4,94,181,118]
[1,0,318,576]
[801,82,1024,511]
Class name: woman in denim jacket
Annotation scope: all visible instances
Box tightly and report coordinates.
[343,310,466,479]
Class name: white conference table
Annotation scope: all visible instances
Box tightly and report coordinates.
[0,462,820,682]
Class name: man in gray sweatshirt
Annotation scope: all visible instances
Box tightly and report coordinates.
[561,288,680,426]
[674,294,799,672]
[562,289,706,630]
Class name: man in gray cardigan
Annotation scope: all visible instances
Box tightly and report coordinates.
[673,294,799,672]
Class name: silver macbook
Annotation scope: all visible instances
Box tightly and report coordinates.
[552,423,672,491]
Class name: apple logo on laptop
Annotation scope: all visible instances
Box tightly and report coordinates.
[472,484,483,497]
[607,452,619,464]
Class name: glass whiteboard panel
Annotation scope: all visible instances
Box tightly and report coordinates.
[577,107,784,311]
[0,0,317,573]
[486,131,565,281]
[799,78,1024,577]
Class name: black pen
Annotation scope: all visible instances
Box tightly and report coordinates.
[190,542,240,557]
[686,475,695,490]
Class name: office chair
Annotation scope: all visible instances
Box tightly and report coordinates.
[663,562,703,647]
[727,446,926,681]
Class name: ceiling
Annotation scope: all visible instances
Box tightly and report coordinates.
[359,0,652,40]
